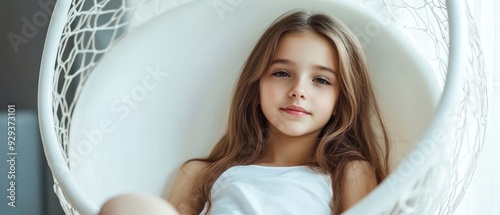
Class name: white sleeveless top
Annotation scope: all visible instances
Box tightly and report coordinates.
[200,165,333,215]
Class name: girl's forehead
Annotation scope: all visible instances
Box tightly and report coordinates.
[275,31,337,54]
[272,31,339,70]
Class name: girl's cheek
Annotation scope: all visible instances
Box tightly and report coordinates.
[317,91,336,109]
[268,85,282,98]
[261,80,279,98]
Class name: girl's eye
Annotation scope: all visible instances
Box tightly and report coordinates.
[272,70,290,77]
[314,77,331,85]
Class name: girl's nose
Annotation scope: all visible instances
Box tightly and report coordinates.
[288,80,307,99]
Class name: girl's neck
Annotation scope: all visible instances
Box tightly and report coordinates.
[255,128,319,166]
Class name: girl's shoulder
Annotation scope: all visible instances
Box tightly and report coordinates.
[343,160,376,182]
[167,160,211,214]
[181,160,210,173]
[341,160,377,210]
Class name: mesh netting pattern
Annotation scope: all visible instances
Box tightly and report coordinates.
[51,1,139,214]
[358,0,487,214]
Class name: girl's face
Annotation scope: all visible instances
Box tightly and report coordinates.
[259,31,340,138]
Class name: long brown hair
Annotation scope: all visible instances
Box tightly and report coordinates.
[186,10,390,215]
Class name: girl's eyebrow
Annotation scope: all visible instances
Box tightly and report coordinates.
[270,58,337,74]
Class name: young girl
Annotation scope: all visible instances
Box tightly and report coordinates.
[99,9,390,215]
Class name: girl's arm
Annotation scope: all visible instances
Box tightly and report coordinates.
[167,160,209,214]
[341,160,378,211]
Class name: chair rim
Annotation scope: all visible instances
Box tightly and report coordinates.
[38,0,99,214]
[38,0,469,215]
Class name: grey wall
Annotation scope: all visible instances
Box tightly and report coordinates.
[0,111,64,215]
[1,0,65,214]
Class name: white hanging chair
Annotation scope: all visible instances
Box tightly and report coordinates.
[38,0,486,214]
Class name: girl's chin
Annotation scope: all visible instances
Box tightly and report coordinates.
[276,128,315,138]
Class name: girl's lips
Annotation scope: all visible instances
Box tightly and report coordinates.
[281,105,310,115]
[281,108,309,116]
